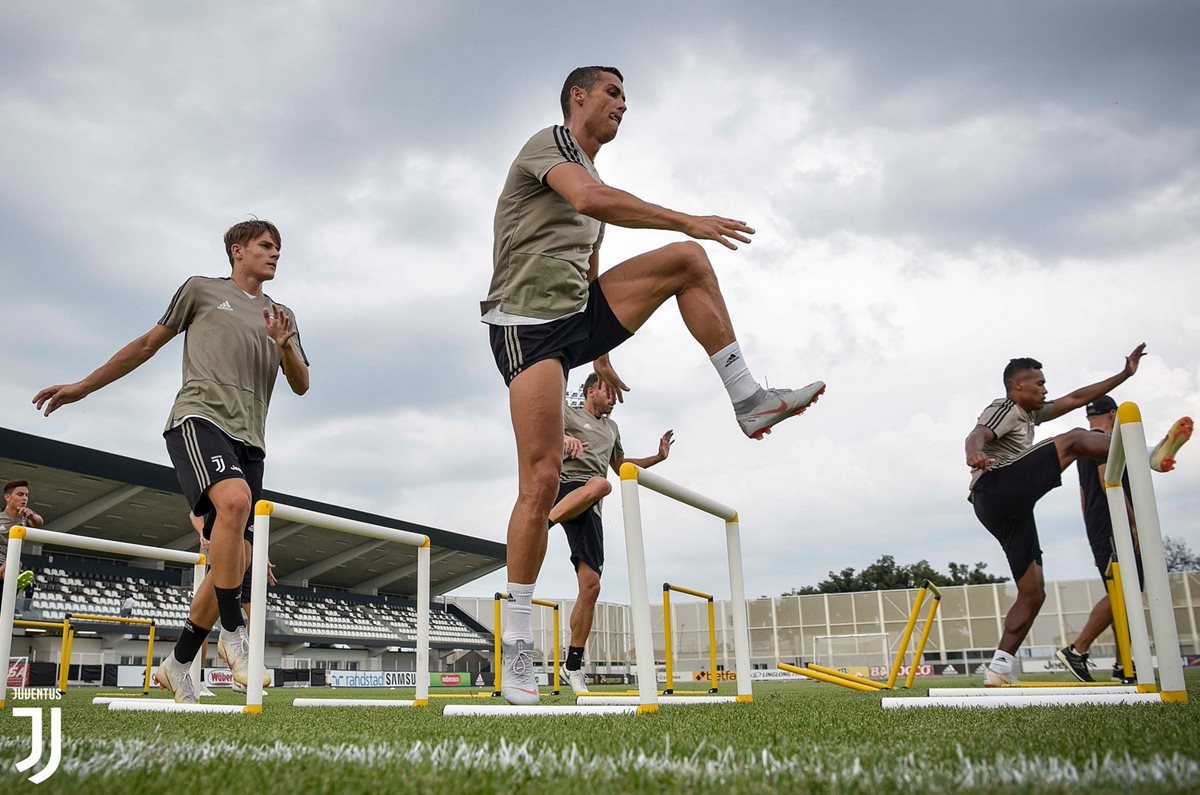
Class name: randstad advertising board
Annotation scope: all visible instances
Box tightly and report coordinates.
[328,671,419,688]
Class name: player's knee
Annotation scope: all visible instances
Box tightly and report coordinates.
[670,241,711,273]
[579,574,601,603]
[1061,428,1092,454]
[210,484,251,523]
[586,476,612,499]
[522,461,561,507]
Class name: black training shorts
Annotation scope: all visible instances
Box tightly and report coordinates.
[557,479,605,577]
[972,441,1062,580]
[164,417,264,542]
[488,280,633,386]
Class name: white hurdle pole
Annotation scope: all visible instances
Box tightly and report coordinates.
[190,557,207,691]
[619,469,659,714]
[1104,427,1156,693]
[0,527,205,710]
[248,501,432,712]
[620,464,753,706]
[1112,403,1187,702]
[0,529,27,709]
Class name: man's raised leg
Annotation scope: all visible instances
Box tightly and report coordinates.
[598,242,823,439]
[1052,428,1110,470]
[501,359,567,705]
[549,476,611,525]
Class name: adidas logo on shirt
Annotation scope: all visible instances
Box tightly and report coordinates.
[216,301,234,311]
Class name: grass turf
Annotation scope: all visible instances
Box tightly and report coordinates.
[1,672,1198,794]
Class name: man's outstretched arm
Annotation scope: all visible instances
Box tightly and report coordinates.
[546,163,753,250]
[616,430,674,471]
[1040,343,1146,421]
[33,324,177,416]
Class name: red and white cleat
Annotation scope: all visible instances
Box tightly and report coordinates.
[736,382,826,440]
[1150,417,1193,472]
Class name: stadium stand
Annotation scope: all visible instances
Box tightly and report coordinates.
[17,554,490,649]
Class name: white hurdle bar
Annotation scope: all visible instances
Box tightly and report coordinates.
[248,501,431,712]
[882,693,1165,710]
[443,705,640,717]
[620,464,752,713]
[927,686,1137,697]
[1105,403,1187,703]
[0,526,206,710]
[577,695,739,706]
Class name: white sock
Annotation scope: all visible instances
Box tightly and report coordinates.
[709,341,761,404]
[989,649,1015,674]
[503,582,535,645]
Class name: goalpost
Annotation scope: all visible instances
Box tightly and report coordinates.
[811,633,890,671]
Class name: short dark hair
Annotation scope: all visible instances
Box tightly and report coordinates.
[560,66,624,119]
[224,219,281,266]
[581,373,601,394]
[3,480,28,496]
[1003,357,1043,389]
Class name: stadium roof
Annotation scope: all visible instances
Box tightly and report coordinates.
[0,427,504,596]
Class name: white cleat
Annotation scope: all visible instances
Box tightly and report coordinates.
[217,626,270,688]
[154,655,198,704]
[983,667,1020,687]
[565,668,590,696]
[736,382,826,440]
[501,638,540,706]
[230,680,268,695]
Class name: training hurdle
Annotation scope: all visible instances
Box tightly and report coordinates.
[59,613,156,695]
[242,501,431,713]
[780,579,941,692]
[621,464,752,711]
[492,591,561,697]
[1103,402,1185,701]
[662,583,718,695]
[0,526,206,711]
[444,465,753,718]
[881,402,1187,709]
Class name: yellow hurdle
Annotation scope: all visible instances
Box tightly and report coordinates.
[57,613,157,695]
[662,583,719,694]
[1105,556,1135,681]
[492,592,561,697]
[778,662,881,693]
[887,580,942,690]
[805,663,888,690]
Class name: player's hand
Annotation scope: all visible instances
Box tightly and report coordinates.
[267,561,278,588]
[32,382,90,416]
[564,435,587,459]
[967,451,995,471]
[683,215,755,250]
[593,355,629,404]
[657,430,675,461]
[264,305,298,350]
[1123,343,1146,377]
[17,507,34,520]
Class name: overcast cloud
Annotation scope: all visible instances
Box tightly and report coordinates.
[2,1,1198,604]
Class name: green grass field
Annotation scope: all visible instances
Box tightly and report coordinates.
[2,673,1198,794]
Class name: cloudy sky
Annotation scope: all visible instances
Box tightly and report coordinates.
[3,1,1198,604]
